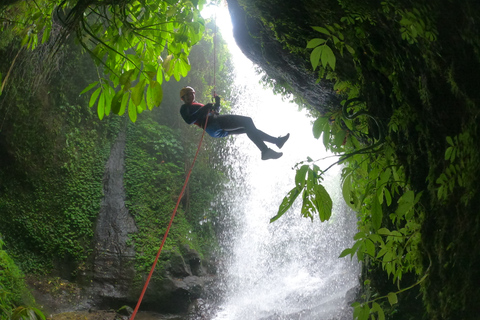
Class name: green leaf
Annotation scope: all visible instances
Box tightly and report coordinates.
[354,231,366,241]
[42,24,51,44]
[312,116,329,139]
[395,190,415,218]
[313,183,332,221]
[345,44,355,55]
[358,304,370,320]
[131,79,146,106]
[271,187,301,222]
[310,46,323,70]
[378,228,391,236]
[128,97,137,122]
[104,86,114,116]
[148,81,163,108]
[365,239,375,257]
[97,92,105,120]
[339,248,353,258]
[307,38,326,48]
[80,81,99,95]
[323,125,330,147]
[447,136,454,146]
[379,168,392,186]
[295,165,309,189]
[372,302,385,320]
[119,69,136,86]
[89,87,101,108]
[387,292,398,305]
[312,26,331,36]
[445,146,453,160]
[384,188,392,206]
[301,190,314,220]
[111,90,124,114]
[119,92,129,116]
[156,67,164,84]
[321,45,336,70]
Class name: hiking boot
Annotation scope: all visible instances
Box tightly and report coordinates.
[276,133,290,149]
[261,148,283,160]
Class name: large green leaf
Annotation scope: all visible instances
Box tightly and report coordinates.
[131,79,146,107]
[128,98,137,122]
[295,165,309,189]
[89,87,101,108]
[119,69,136,86]
[270,187,301,223]
[111,90,124,114]
[97,92,105,120]
[312,116,329,139]
[313,184,332,221]
[307,38,326,48]
[310,46,323,70]
[321,45,336,70]
[80,81,99,95]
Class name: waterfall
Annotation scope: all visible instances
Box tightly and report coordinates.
[198,6,361,319]
[209,86,360,320]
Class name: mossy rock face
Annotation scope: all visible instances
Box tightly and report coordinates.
[226,0,480,318]
[0,241,34,307]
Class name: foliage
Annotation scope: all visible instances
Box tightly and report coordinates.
[253,0,480,318]
[270,161,332,223]
[307,25,355,75]
[8,306,45,320]
[0,235,39,320]
[1,5,234,294]
[0,0,207,121]
[0,26,120,274]
[124,116,226,283]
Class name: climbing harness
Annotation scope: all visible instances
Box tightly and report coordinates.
[129,116,209,320]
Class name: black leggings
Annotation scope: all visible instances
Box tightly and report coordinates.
[211,115,278,151]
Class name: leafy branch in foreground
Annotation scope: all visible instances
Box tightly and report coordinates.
[1,0,208,122]
[270,161,332,223]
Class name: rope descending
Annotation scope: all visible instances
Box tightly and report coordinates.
[129,116,210,320]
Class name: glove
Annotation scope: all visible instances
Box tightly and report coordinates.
[204,103,219,114]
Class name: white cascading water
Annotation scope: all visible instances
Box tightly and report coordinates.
[199,6,360,319]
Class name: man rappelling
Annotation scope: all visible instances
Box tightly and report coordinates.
[179,86,289,160]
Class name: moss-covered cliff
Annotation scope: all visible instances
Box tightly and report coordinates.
[227,0,480,318]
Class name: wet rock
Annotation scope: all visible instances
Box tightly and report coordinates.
[226,0,337,113]
[181,245,207,277]
[140,275,212,314]
[167,252,192,278]
[90,128,137,303]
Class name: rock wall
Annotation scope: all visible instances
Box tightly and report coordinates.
[87,128,216,314]
[226,0,337,112]
[91,128,138,303]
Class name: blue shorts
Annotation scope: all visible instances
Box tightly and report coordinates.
[206,121,229,138]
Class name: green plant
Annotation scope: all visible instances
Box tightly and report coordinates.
[1,0,208,121]
[9,306,45,320]
[307,24,355,74]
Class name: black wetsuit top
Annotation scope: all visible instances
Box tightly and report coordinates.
[180,102,228,137]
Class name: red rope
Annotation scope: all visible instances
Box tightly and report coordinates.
[129,116,210,320]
